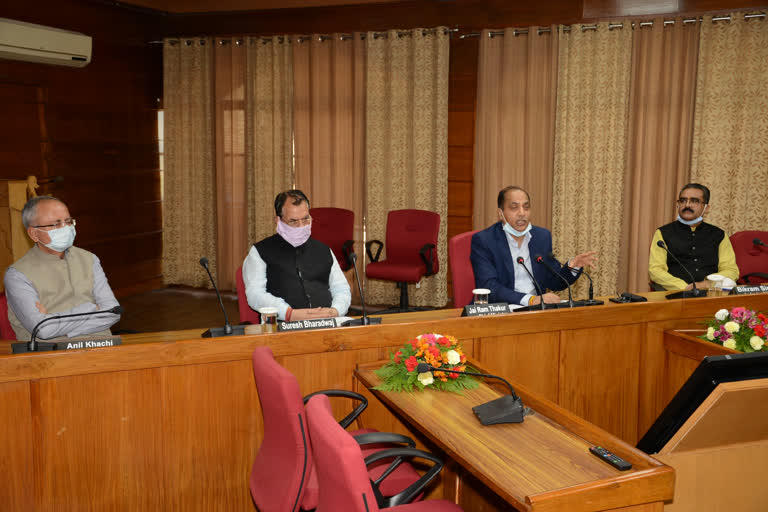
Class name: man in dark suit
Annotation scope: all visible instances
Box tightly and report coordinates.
[470,186,597,307]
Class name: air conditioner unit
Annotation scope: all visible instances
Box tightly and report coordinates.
[0,18,91,68]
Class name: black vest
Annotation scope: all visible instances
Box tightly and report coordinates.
[659,221,725,283]
[255,234,333,309]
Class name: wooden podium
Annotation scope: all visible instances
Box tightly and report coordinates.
[654,378,768,511]
[0,179,34,291]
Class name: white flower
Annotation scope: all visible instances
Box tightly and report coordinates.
[417,372,434,386]
[750,336,765,351]
[706,327,715,340]
[723,339,737,350]
[715,309,729,321]
[724,321,739,334]
[446,349,461,365]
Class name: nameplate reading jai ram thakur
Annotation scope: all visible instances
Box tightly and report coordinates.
[463,303,512,317]
[278,318,337,332]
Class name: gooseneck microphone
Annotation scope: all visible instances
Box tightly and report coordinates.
[515,256,546,310]
[199,257,246,337]
[535,255,575,307]
[552,252,603,306]
[342,253,381,326]
[754,238,767,248]
[656,240,706,299]
[22,305,124,353]
[416,363,526,424]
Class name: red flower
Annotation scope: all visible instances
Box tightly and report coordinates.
[755,324,766,338]
[758,313,768,324]
[437,337,450,347]
[405,356,418,372]
[448,371,459,379]
[393,350,402,363]
[428,346,441,358]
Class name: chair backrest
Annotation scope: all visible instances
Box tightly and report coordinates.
[306,394,381,512]
[384,209,440,272]
[0,292,17,341]
[250,346,312,512]
[236,267,260,324]
[448,230,479,308]
[730,230,768,284]
[311,207,355,271]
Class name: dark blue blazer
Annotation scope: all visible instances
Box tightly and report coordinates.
[470,222,581,305]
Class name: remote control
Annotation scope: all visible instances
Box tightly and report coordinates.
[589,446,632,470]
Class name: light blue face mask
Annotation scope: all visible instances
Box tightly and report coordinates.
[676,204,707,226]
[500,211,532,237]
[39,225,76,252]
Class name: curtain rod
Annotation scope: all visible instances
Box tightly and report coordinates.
[457,12,766,39]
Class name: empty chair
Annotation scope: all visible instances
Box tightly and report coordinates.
[235,267,260,324]
[310,207,355,271]
[448,230,479,308]
[306,394,464,512]
[730,231,768,284]
[365,209,440,313]
[0,292,17,340]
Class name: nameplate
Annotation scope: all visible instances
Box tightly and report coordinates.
[462,303,512,317]
[278,318,337,332]
[730,284,768,295]
[57,336,123,350]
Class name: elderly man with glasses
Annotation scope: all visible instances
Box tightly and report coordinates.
[242,189,351,321]
[649,183,739,291]
[4,196,121,341]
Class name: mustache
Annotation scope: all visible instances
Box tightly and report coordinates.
[682,208,694,213]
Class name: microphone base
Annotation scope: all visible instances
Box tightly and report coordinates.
[202,324,248,338]
[577,299,604,306]
[472,394,527,425]
[11,341,58,354]
[342,316,382,327]
[665,289,708,300]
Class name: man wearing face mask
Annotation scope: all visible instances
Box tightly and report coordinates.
[4,196,121,341]
[649,183,738,291]
[470,186,598,307]
[242,189,351,321]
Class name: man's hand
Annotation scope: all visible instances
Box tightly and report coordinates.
[685,281,710,291]
[290,308,338,320]
[570,251,598,270]
[530,293,562,305]
[35,301,48,315]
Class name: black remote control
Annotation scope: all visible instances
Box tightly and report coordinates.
[589,446,632,470]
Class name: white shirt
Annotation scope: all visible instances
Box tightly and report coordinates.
[242,244,351,320]
[503,230,538,306]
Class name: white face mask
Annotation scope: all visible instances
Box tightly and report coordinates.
[500,211,532,237]
[677,204,707,226]
[38,224,76,252]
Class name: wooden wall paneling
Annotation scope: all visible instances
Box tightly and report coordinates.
[0,82,46,179]
[448,146,474,182]
[161,360,261,510]
[0,381,34,511]
[35,369,165,509]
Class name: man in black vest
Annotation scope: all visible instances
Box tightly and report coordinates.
[242,190,351,321]
[649,183,739,291]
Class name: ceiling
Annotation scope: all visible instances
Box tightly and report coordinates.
[118,0,409,13]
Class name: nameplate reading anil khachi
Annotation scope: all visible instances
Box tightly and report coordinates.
[462,303,512,317]
[278,318,337,332]
[57,335,123,350]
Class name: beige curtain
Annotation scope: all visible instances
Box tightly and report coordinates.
[365,29,450,307]
[293,34,366,247]
[245,37,294,253]
[162,38,217,288]
[690,14,768,233]
[621,19,699,293]
[552,24,633,298]
[473,27,559,230]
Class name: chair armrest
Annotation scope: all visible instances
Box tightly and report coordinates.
[742,273,768,284]
[366,240,384,263]
[353,432,416,449]
[342,239,355,268]
[364,447,444,508]
[303,389,368,429]
[419,243,436,276]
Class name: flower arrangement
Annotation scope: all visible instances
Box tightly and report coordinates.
[699,307,768,353]
[374,333,479,393]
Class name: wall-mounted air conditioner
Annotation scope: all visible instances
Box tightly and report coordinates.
[0,18,91,68]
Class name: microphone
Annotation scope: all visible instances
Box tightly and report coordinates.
[535,254,575,307]
[416,363,527,424]
[551,252,603,306]
[16,305,124,353]
[199,257,246,338]
[754,238,767,248]
[515,256,546,310]
[342,253,381,326]
[656,240,707,299]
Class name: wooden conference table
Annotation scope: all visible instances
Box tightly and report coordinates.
[1,291,766,510]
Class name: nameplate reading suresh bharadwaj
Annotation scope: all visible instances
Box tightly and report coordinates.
[57,335,123,350]
[278,318,337,332]
[462,303,512,317]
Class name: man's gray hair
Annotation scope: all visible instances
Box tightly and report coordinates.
[21,196,63,229]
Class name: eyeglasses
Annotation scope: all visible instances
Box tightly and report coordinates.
[282,215,312,228]
[676,198,704,206]
[33,218,76,230]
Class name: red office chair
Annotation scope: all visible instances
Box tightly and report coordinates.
[0,292,17,341]
[310,207,355,271]
[448,230,480,308]
[306,394,464,512]
[366,210,440,313]
[236,267,260,324]
[250,346,423,512]
[730,231,768,284]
